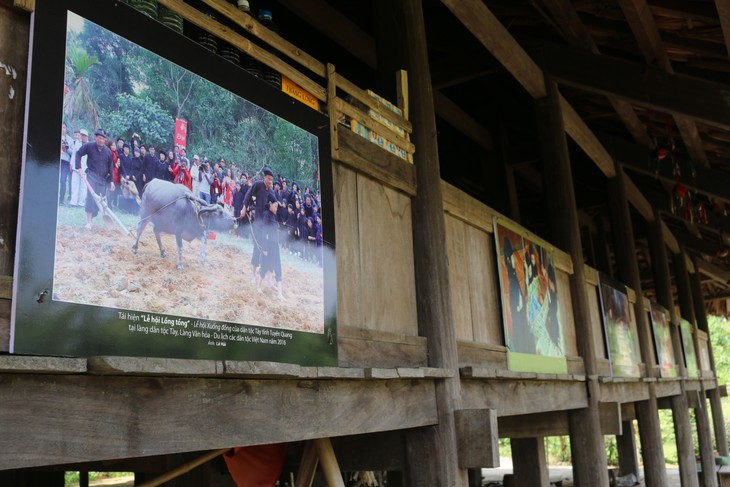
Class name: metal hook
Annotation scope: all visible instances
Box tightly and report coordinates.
[36,289,49,304]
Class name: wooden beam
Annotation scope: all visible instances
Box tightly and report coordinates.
[539,43,730,133]
[540,0,652,147]
[560,97,616,177]
[275,0,377,69]
[602,132,730,203]
[695,258,730,285]
[622,171,654,221]
[433,91,492,149]
[460,379,589,417]
[0,375,438,470]
[454,409,499,468]
[498,405,621,438]
[617,0,672,71]
[613,0,715,171]
[276,0,494,152]
[439,0,546,98]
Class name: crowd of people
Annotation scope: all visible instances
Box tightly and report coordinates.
[59,124,324,297]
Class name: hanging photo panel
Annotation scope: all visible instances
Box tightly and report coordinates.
[598,274,642,378]
[680,319,699,378]
[494,218,567,374]
[10,1,337,366]
[648,302,677,378]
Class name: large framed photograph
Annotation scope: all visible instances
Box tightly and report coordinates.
[648,302,677,377]
[494,218,567,374]
[598,274,641,377]
[10,1,337,366]
[680,319,699,378]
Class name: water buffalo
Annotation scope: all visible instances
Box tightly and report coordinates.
[132,179,237,269]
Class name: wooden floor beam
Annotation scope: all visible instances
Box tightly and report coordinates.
[0,375,437,470]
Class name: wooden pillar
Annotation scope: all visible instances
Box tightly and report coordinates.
[675,253,717,487]
[616,420,640,478]
[606,165,668,484]
[690,259,729,456]
[607,166,656,377]
[593,216,612,277]
[647,215,698,486]
[636,384,669,486]
[500,125,521,223]
[0,2,28,275]
[672,394,701,487]
[511,437,549,487]
[535,78,608,487]
[674,250,696,324]
[695,394,719,487]
[382,0,466,484]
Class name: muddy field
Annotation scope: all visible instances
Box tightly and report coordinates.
[53,219,324,333]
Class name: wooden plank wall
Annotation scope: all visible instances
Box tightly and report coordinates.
[333,161,420,367]
[444,214,500,345]
[441,182,587,372]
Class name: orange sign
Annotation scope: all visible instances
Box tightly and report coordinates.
[281,75,319,111]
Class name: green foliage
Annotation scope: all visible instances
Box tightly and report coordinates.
[64,471,132,486]
[545,436,571,464]
[103,93,174,148]
[64,46,101,130]
[65,17,321,188]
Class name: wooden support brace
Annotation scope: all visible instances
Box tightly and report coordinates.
[296,438,347,487]
[296,441,319,487]
[314,438,346,487]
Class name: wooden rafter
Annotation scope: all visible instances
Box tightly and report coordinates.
[275,0,492,150]
[618,0,710,167]
[540,0,652,147]
[539,43,730,133]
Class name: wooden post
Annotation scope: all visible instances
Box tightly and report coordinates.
[695,396,719,487]
[671,394,701,487]
[607,166,656,377]
[690,258,729,456]
[647,214,699,486]
[675,252,718,487]
[511,437,549,487]
[616,420,640,478]
[383,0,466,484]
[605,166,668,483]
[636,384,669,486]
[314,438,346,487]
[535,77,608,487]
[0,2,28,276]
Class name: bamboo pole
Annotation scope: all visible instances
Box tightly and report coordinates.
[137,448,230,487]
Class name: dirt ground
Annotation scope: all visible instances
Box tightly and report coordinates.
[53,220,324,333]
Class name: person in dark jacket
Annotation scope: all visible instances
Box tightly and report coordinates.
[141,144,158,189]
[126,146,144,196]
[241,167,275,280]
[75,129,114,229]
[294,207,307,260]
[258,193,284,299]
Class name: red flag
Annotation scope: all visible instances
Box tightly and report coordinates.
[174,118,188,151]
